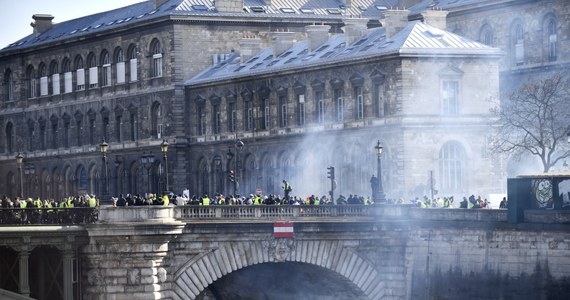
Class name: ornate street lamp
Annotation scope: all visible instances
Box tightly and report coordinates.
[99,140,109,197]
[161,139,170,193]
[374,140,386,203]
[16,153,24,198]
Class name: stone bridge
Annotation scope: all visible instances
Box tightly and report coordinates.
[2,205,570,300]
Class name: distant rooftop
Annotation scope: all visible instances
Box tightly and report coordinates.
[1,0,408,53]
[185,20,501,86]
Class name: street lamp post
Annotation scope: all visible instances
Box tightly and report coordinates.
[99,140,109,200]
[160,139,170,194]
[374,140,386,203]
[16,153,24,198]
[235,139,244,196]
[141,152,155,194]
[226,138,244,196]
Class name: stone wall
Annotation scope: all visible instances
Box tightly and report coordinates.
[80,206,570,299]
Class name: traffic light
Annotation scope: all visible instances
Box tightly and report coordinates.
[228,170,235,182]
[327,166,335,180]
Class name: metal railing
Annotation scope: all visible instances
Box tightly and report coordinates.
[176,205,373,220]
[0,208,99,225]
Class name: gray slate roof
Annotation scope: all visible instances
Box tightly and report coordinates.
[185,20,501,86]
[407,0,493,14]
[1,0,405,53]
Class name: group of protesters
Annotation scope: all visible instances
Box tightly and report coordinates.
[110,192,373,207]
[0,194,99,224]
[405,194,500,209]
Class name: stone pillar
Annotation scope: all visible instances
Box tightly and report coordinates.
[18,249,30,296]
[83,207,184,299]
[63,249,75,300]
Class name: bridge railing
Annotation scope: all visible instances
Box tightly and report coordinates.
[0,208,99,225]
[176,205,372,220]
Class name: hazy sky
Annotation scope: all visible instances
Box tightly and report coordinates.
[0,0,147,48]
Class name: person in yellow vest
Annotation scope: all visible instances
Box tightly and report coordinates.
[254,195,261,205]
[33,198,42,208]
[314,197,320,205]
[201,194,210,205]
[67,197,74,208]
[162,194,170,206]
[88,195,98,207]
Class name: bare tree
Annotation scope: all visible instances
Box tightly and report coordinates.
[491,71,570,173]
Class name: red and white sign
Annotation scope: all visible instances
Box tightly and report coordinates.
[274,222,294,238]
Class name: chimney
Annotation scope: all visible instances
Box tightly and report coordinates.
[421,10,449,30]
[343,18,369,46]
[215,0,244,13]
[341,0,352,9]
[383,9,409,40]
[31,14,54,36]
[272,31,295,58]
[154,0,169,9]
[239,36,263,64]
[306,25,330,52]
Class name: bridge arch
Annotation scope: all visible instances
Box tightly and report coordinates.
[172,239,385,300]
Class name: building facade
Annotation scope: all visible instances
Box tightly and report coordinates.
[184,13,504,200]
[0,0,358,201]
[1,0,568,201]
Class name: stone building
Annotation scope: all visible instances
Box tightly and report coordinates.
[184,11,504,200]
[1,0,568,201]
[0,0,372,201]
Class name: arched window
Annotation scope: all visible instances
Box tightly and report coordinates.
[3,69,14,101]
[5,122,14,153]
[62,58,72,93]
[50,60,60,95]
[115,47,126,84]
[127,44,138,82]
[151,102,162,139]
[27,119,35,151]
[27,65,37,98]
[39,63,48,96]
[101,50,111,86]
[150,39,163,78]
[50,114,58,149]
[129,106,138,141]
[75,56,85,91]
[547,19,557,61]
[512,23,525,65]
[439,142,465,195]
[479,24,493,46]
[38,117,46,150]
[87,53,98,88]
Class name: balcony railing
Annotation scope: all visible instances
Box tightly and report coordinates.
[176,205,374,221]
[0,208,98,225]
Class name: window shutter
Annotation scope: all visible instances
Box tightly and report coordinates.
[40,76,48,96]
[52,74,60,95]
[130,59,137,82]
[64,72,72,93]
[77,69,85,89]
[117,62,125,83]
[89,67,98,86]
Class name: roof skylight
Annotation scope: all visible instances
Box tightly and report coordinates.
[326,8,342,14]
[280,8,295,13]
[250,6,265,13]
[300,8,314,14]
[192,4,208,11]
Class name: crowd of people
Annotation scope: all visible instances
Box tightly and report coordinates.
[0,178,508,224]
[0,194,99,224]
[110,192,373,207]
